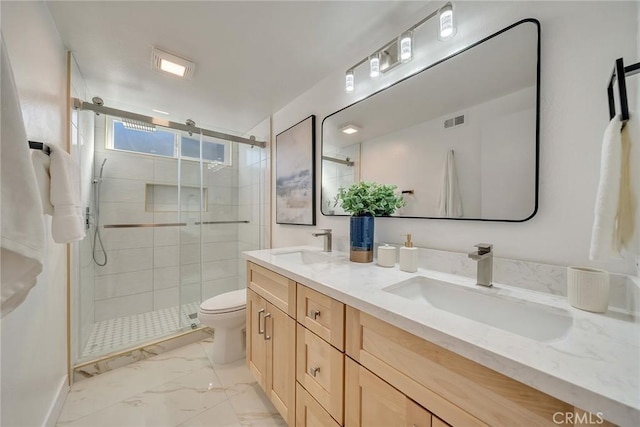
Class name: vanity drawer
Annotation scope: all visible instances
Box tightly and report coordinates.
[296,383,341,427]
[346,307,574,426]
[296,324,344,424]
[247,262,296,318]
[297,284,345,350]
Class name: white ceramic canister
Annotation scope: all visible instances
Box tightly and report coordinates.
[377,244,396,268]
[567,266,610,313]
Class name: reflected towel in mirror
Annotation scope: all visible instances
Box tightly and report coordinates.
[437,149,463,218]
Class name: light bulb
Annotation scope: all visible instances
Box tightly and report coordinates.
[399,31,413,63]
[345,69,355,93]
[369,53,381,79]
[438,3,456,40]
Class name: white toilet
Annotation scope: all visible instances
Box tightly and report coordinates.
[198,289,247,364]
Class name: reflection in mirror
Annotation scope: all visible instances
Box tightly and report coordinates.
[322,20,539,221]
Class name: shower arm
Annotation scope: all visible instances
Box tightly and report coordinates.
[72,98,266,148]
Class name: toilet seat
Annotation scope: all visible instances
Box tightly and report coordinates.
[199,289,246,314]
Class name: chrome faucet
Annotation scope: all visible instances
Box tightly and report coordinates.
[312,229,332,252]
[468,243,493,287]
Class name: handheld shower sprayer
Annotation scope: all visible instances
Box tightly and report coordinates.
[92,158,108,266]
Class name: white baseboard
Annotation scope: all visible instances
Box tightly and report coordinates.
[44,375,69,427]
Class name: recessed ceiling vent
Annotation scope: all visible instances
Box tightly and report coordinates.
[152,47,195,79]
[444,114,465,129]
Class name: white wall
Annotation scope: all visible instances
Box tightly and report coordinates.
[272,1,639,275]
[1,1,69,426]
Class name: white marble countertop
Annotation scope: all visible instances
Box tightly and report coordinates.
[243,246,640,426]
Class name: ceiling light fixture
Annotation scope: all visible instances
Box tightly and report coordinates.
[438,3,457,40]
[152,109,170,115]
[344,2,457,93]
[152,47,196,79]
[340,123,361,135]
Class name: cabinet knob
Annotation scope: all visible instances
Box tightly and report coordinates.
[309,309,321,320]
[309,366,321,377]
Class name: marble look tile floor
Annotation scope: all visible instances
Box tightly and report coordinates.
[58,338,285,427]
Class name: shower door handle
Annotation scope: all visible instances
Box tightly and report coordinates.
[263,313,272,340]
[257,309,265,335]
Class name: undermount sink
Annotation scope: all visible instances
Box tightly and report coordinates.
[273,250,338,265]
[383,276,572,341]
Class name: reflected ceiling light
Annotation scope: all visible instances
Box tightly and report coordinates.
[343,3,457,93]
[369,52,381,79]
[340,123,361,135]
[399,30,413,63]
[345,69,355,93]
[122,118,156,133]
[152,47,195,79]
[438,3,457,40]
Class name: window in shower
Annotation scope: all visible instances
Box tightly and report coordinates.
[106,117,231,166]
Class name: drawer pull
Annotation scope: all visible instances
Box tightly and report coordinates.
[309,309,321,320]
[309,366,321,377]
[257,308,265,334]
[263,313,272,340]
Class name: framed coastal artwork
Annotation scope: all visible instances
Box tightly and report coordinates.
[276,115,316,225]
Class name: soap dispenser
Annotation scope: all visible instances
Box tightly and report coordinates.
[399,234,418,273]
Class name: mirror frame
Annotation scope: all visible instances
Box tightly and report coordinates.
[321,18,541,222]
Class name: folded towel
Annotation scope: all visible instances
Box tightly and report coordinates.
[31,150,54,215]
[589,114,635,260]
[437,149,463,218]
[1,37,45,317]
[50,147,85,243]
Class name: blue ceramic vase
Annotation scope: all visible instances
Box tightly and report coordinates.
[350,215,374,263]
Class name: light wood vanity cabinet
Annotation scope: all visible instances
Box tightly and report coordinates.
[246,263,296,426]
[248,262,609,427]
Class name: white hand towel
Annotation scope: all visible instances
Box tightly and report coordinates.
[31,150,54,215]
[437,150,463,218]
[49,147,85,243]
[1,37,45,317]
[589,115,634,260]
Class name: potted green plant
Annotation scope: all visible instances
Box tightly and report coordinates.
[335,181,405,262]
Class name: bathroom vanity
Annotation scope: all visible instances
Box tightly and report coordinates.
[244,247,639,426]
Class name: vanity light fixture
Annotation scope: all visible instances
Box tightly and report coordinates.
[152,47,196,79]
[438,3,457,40]
[344,2,457,93]
[345,69,355,93]
[340,123,361,135]
[399,30,413,63]
[369,52,381,79]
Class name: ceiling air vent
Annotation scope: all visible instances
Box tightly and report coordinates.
[444,114,465,129]
[152,47,195,79]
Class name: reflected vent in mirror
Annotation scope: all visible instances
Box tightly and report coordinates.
[444,114,465,128]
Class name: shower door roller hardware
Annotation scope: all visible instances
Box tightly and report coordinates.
[309,309,321,320]
[309,366,320,377]
[257,309,265,334]
[263,313,271,340]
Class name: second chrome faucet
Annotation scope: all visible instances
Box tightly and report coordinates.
[312,229,332,252]
[468,243,493,287]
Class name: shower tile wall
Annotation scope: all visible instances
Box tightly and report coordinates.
[92,117,243,322]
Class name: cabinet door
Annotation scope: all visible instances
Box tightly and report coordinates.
[345,358,432,427]
[246,289,267,390]
[296,383,341,427]
[265,302,296,426]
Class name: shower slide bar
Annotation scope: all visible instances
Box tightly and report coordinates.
[103,220,250,228]
[72,98,267,149]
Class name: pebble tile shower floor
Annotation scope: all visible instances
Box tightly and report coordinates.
[58,338,285,426]
[82,302,201,358]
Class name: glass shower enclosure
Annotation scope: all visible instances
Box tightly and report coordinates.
[73,110,267,364]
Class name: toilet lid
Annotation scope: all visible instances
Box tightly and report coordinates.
[200,289,246,314]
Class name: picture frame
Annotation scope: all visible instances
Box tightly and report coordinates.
[276,115,316,225]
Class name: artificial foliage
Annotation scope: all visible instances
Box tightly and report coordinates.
[335,181,405,216]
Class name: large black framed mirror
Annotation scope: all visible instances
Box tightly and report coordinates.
[321,19,540,221]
